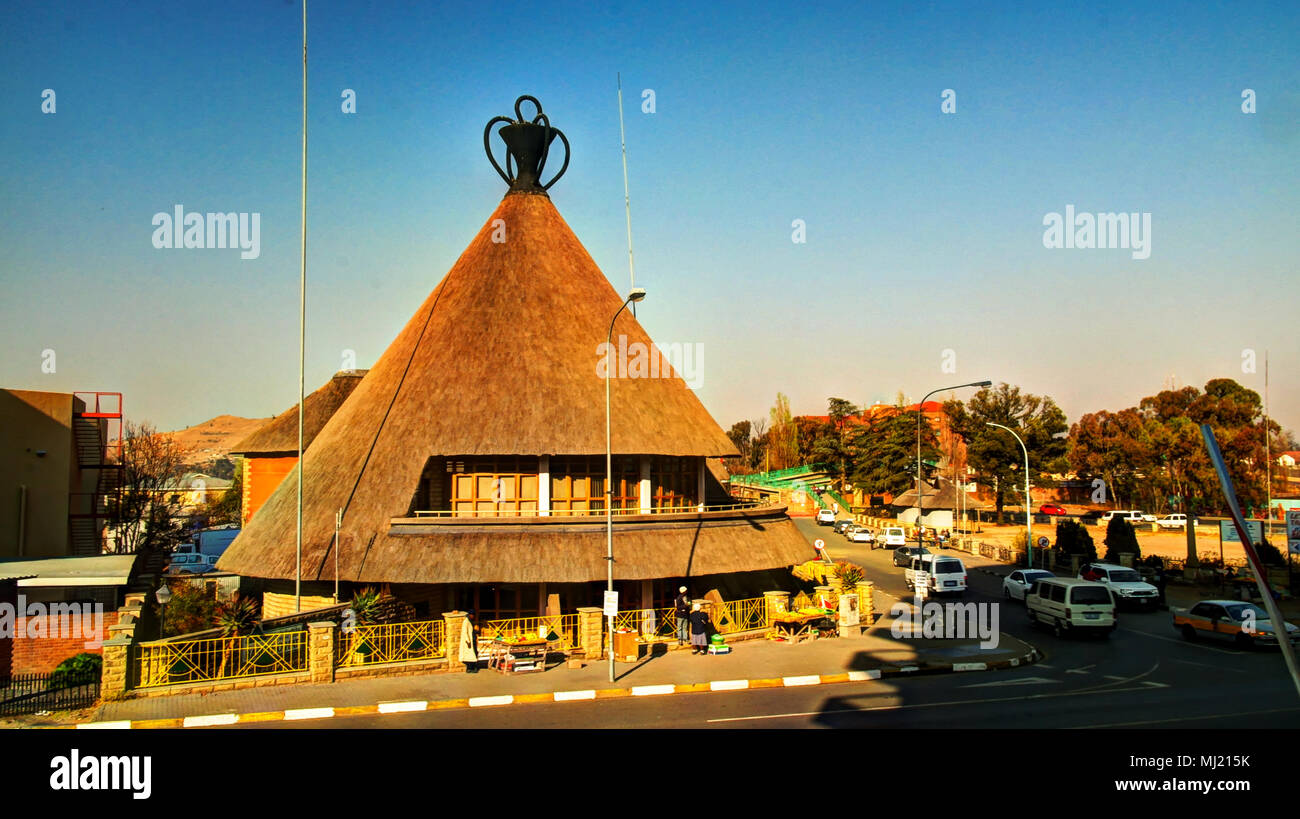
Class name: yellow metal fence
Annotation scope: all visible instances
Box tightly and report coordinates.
[612,606,679,641]
[713,597,769,634]
[136,631,308,688]
[479,614,580,651]
[336,620,446,668]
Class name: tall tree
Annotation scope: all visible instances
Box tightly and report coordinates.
[946,383,1068,523]
[767,393,798,470]
[109,422,191,554]
[848,409,939,498]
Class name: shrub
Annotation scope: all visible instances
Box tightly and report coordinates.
[1054,520,1098,564]
[49,652,102,687]
[160,582,219,637]
[833,561,864,589]
[1255,540,1286,568]
[1103,516,1140,563]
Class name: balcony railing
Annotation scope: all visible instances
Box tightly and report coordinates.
[407,500,772,519]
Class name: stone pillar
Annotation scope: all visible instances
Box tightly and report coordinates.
[443,610,467,672]
[762,590,789,626]
[577,607,605,660]
[814,585,834,608]
[855,581,875,623]
[308,622,335,684]
[100,637,132,701]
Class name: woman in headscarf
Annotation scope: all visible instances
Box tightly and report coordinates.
[688,602,712,655]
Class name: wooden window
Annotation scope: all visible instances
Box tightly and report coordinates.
[550,456,639,514]
[651,456,698,510]
[444,456,540,516]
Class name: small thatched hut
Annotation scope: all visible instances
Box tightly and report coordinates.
[218,96,813,619]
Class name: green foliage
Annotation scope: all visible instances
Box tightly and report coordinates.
[1255,540,1285,568]
[215,594,260,637]
[49,653,102,687]
[1103,516,1141,563]
[1054,520,1098,563]
[161,582,219,637]
[201,459,242,526]
[849,409,939,497]
[347,587,416,625]
[833,561,864,589]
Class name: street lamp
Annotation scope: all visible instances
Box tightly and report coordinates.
[915,382,991,550]
[155,584,173,636]
[606,287,646,683]
[987,423,1032,567]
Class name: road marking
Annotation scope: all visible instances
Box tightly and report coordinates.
[1122,628,1244,655]
[709,680,749,691]
[847,670,882,682]
[1104,675,1126,681]
[962,676,1061,688]
[952,663,986,672]
[468,695,514,707]
[378,700,428,713]
[77,720,131,730]
[1077,706,1300,729]
[1168,658,1247,673]
[1037,664,1056,669]
[631,685,675,696]
[284,707,335,721]
[898,666,920,673]
[782,675,821,687]
[1065,665,1095,675]
[182,713,239,727]
[553,689,597,701]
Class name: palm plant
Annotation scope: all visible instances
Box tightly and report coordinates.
[214,594,260,679]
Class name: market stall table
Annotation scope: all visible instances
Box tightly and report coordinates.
[769,609,837,645]
[486,637,549,674]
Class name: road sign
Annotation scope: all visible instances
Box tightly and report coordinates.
[814,539,826,551]
[914,571,929,599]
[603,591,619,617]
[1288,511,1300,556]
[1037,536,1050,550]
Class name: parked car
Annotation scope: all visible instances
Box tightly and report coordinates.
[1003,569,1055,602]
[1173,600,1300,649]
[1026,577,1117,638]
[816,508,836,525]
[848,527,875,545]
[893,545,930,567]
[833,519,853,535]
[905,554,967,595]
[1039,503,1068,516]
[1156,513,1198,529]
[166,553,217,575]
[882,526,907,548]
[1078,563,1160,610]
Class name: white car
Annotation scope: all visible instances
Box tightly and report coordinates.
[1100,510,1154,524]
[1156,513,1198,529]
[906,554,967,595]
[1079,563,1160,609]
[1003,569,1055,602]
[882,527,906,548]
[166,553,217,575]
[815,508,836,525]
[848,527,875,544]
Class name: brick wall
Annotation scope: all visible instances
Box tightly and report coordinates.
[11,609,121,675]
[0,581,15,679]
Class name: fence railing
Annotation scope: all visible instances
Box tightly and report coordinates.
[479,614,580,651]
[713,597,769,634]
[0,672,101,716]
[612,607,678,641]
[336,620,446,668]
[136,630,309,688]
[411,501,766,519]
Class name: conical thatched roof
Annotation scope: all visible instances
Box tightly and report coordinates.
[229,371,367,456]
[220,189,743,582]
[891,478,989,511]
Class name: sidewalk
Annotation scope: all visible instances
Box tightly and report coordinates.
[20,615,1036,729]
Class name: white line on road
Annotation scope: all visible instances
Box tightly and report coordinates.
[709,680,749,691]
[1077,706,1300,729]
[962,676,1061,688]
[952,663,987,672]
[782,675,822,687]
[631,685,676,696]
[183,713,239,727]
[1168,658,1247,673]
[553,690,597,701]
[1122,628,1244,655]
[847,670,882,682]
[378,700,428,713]
[284,707,335,721]
[468,695,514,707]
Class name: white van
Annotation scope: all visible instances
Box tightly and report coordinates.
[882,527,906,548]
[905,554,967,596]
[1026,577,1116,638]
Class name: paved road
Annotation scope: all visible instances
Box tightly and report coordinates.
[234,514,1300,729]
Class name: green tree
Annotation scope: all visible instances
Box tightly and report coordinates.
[200,459,242,527]
[849,408,939,497]
[1103,516,1141,563]
[767,393,798,470]
[1054,520,1097,564]
[160,581,220,636]
[946,384,1068,523]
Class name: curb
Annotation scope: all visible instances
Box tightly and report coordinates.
[62,644,1040,730]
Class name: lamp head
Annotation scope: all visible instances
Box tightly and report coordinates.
[974,380,992,387]
[627,288,647,303]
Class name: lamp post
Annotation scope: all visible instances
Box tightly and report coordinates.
[155,584,173,636]
[987,422,1032,567]
[606,287,646,683]
[915,382,991,550]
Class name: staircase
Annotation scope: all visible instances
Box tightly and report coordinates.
[68,392,123,555]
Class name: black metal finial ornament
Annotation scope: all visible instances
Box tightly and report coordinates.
[484,95,570,194]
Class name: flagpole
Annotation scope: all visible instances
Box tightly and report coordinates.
[295,0,308,613]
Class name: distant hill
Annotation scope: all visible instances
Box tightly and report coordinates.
[165,415,271,473]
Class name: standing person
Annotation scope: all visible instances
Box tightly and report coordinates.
[832,500,839,515]
[674,586,691,646]
[688,603,712,655]
[461,609,479,673]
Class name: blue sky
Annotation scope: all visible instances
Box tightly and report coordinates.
[2,0,1297,436]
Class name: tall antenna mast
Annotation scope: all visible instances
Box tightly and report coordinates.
[1265,349,1271,527]
[617,73,637,316]
[295,0,308,613]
